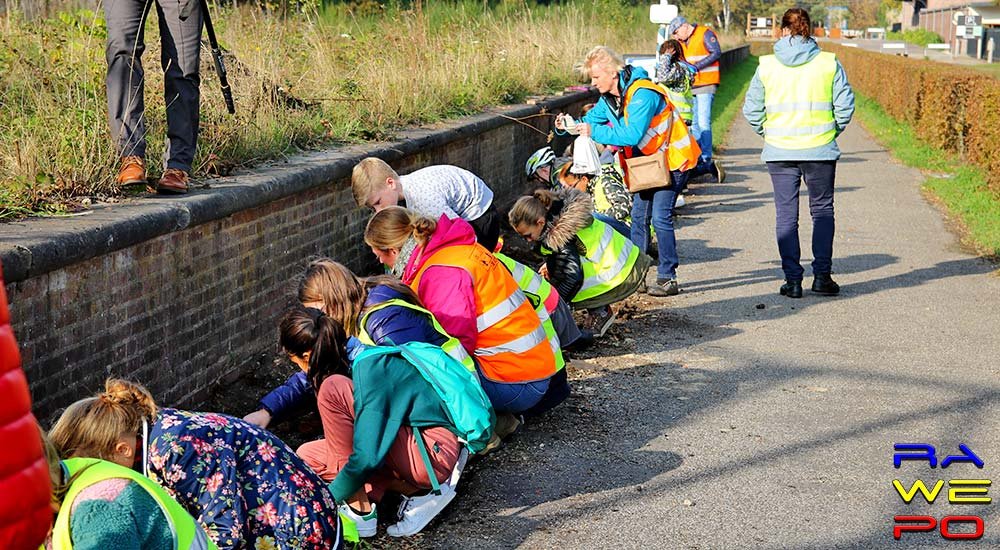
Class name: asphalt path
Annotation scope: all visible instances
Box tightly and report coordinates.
[418,115,1000,548]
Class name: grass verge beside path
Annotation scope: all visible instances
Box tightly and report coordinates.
[855,95,1000,258]
[712,55,758,153]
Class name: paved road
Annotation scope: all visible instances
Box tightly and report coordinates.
[419,115,1000,548]
[824,37,992,66]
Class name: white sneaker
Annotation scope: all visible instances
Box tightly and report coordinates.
[386,484,457,537]
[338,503,378,538]
[675,195,686,208]
[447,447,470,487]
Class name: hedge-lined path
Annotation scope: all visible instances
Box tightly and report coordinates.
[418,116,1000,548]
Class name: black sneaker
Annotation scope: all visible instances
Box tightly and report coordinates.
[647,279,679,297]
[779,280,803,298]
[811,274,840,296]
[589,307,616,338]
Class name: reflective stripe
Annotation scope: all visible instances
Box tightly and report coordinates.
[698,65,720,73]
[475,323,548,357]
[687,54,708,61]
[580,232,634,293]
[509,262,544,296]
[766,101,834,113]
[444,341,475,370]
[476,291,527,332]
[765,121,837,137]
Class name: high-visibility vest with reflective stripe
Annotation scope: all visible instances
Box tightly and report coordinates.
[357,298,476,372]
[620,79,702,180]
[681,25,721,87]
[758,51,838,150]
[662,82,693,125]
[54,458,217,550]
[542,217,641,304]
[409,244,556,384]
[494,253,565,372]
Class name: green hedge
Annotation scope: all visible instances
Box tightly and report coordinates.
[750,41,1000,195]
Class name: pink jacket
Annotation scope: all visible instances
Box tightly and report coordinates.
[402,216,480,354]
[0,268,52,550]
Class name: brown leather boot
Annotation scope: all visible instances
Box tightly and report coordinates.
[116,156,146,186]
[157,168,190,194]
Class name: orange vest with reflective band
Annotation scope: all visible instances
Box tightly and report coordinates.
[619,80,701,182]
[409,244,557,384]
[681,25,721,87]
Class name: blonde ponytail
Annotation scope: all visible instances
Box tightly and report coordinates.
[365,206,438,249]
[49,378,157,462]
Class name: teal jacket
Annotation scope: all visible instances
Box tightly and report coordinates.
[328,353,455,501]
[582,65,666,150]
[742,36,855,162]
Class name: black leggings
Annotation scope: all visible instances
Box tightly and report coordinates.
[468,203,500,252]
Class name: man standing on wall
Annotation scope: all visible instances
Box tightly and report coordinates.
[108,0,203,194]
[669,16,725,183]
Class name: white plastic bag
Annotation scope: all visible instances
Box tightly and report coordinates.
[571,135,602,176]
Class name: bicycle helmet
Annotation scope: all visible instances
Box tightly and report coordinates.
[525,146,556,177]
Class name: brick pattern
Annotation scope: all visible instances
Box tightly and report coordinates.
[6,102,585,423]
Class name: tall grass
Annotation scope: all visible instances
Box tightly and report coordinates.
[0,0,659,220]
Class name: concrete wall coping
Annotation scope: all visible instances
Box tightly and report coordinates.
[0,91,594,283]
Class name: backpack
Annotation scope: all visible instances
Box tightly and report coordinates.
[353,342,496,454]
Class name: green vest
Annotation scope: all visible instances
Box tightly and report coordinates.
[663,83,693,125]
[358,299,476,372]
[494,253,565,372]
[543,218,640,304]
[758,51,838,150]
[53,458,216,550]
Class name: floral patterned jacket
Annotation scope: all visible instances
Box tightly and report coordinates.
[147,408,342,550]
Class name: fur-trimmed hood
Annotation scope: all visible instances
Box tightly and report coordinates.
[540,187,595,251]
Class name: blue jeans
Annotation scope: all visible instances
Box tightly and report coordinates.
[477,366,568,416]
[630,170,689,280]
[691,92,715,165]
[593,211,631,239]
[767,161,837,282]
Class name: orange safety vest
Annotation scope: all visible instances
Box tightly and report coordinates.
[409,244,557,384]
[681,25,721,87]
[619,79,701,184]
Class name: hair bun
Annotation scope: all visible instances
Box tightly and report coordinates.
[102,378,157,418]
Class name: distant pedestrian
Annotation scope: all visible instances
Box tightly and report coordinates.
[107,0,204,194]
[742,8,855,298]
[668,16,725,182]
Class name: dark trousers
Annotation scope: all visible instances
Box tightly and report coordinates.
[469,202,500,252]
[630,169,689,280]
[105,0,202,171]
[767,161,837,282]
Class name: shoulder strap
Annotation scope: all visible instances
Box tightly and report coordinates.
[412,426,442,495]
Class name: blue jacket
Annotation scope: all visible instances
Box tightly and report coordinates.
[742,36,855,162]
[259,285,447,418]
[582,65,667,151]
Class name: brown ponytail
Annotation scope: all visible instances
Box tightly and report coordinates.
[365,206,438,250]
[781,8,812,39]
[298,258,365,336]
[509,189,556,229]
[49,379,157,462]
[279,305,350,391]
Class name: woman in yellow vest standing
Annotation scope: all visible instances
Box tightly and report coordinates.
[742,8,855,298]
[566,45,701,297]
[669,16,725,183]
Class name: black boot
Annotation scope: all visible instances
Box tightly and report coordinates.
[811,274,840,296]
[779,280,803,298]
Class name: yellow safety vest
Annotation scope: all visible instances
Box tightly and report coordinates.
[542,217,640,304]
[53,458,216,550]
[358,299,476,373]
[662,82,693,125]
[758,51,838,150]
[494,253,565,371]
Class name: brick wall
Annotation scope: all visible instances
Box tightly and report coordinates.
[5,95,592,423]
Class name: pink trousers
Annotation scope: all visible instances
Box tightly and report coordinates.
[297,374,460,502]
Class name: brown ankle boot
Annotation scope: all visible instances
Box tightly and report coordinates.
[116,156,146,186]
[157,168,190,194]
